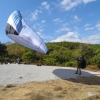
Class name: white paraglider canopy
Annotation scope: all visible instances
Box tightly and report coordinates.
[5,10,48,54]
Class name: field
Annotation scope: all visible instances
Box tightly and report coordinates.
[0,64,100,100]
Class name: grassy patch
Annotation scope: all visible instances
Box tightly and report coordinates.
[53,86,62,91]
[5,84,16,88]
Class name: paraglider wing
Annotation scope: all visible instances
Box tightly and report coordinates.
[5,10,48,54]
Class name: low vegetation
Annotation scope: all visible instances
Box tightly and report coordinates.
[0,41,100,69]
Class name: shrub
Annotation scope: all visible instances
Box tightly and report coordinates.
[44,58,56,65]
[65,61,76,67]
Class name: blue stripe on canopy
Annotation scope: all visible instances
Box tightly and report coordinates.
[11,11,22,33]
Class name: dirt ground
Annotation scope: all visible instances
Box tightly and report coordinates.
[0,76,100,100]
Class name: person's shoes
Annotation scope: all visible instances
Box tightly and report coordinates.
[78,73,81,75]
[75,72,78,74]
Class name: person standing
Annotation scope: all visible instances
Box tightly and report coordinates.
[17,57,20,64]
[75,56,86,75]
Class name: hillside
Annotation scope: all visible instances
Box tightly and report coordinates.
[0,41,100,69]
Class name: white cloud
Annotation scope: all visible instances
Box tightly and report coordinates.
[35,29,52,41]
[30,2,50,21]
[33,23,40,29]
[60,0,81,11]
[39,29,44,32]
[96,22,100,30]
[53,18,62,23]
[84,23,94,31]
[60,0,96,11]
[74,15,81,21]
[83,0,96,4]
[32,22,45,36]
[31,10,42,20]
[55,27,70,33]
[87,33,100,43]
[36,31,53,41]
[41,20,45,23]
[85,27,94,30]
[61,0,71,5]
[42,2,50,10]
[62,23,68,27]
[51,32,80,42]
[84,23,91,27]
[37,31,41,35]
[51,32,100,44]
[37,31,53,40]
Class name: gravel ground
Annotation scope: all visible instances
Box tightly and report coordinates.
[0,64,100,85]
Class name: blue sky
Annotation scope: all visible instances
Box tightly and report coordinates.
[0,0,100,44]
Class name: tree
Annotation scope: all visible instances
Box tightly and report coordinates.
[0,42,8,62]
[0,43,7,56]
[22,50,36,63]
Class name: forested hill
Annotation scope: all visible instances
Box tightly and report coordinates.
[0,41,100,69]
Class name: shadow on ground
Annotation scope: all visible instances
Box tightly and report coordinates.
[53,68,100,85]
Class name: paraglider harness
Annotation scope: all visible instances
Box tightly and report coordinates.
[77,56,86,69]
